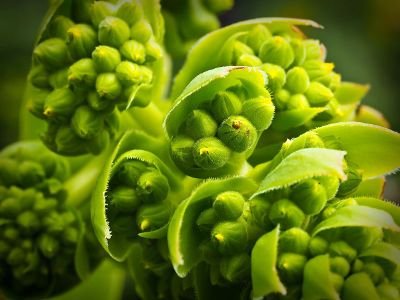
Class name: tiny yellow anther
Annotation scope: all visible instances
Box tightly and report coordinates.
[140,219,150,231]
[214,233,224,242]
[199,147,209,155]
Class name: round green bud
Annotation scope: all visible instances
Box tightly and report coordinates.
[48,68,69,89]
[54,125,86,155]
[66,24,97,60]
[213,191,245,221]
[363,262,385,285]
[33,197,58,216]
[329,241,357,262]
[68,58,97,90]
[210,91,242,123]
[330,256,351,277]
[87,91,112,112]
[279,228,310,255]
[120,40,146,64]
[170,135,196,169]
[49,15,74,39]
[7,248,25,266]
[92,45,121,72]
[337,166,363,197]
[303,40,323,60]
[116,61,151,86]
[184,109,218,140]
[290,39,306,66]
[0,198,21,218]
[90,1,114,28]
[232,41,254,63]
[290,179,328,215]
[260,63,286,92]
[211,221,248,255]
[285,66,310,94]
[249,196,273,229]
[220,253,251,282]
[308,237,329,257]
[196,208,218,232]
[136,171,170,203]
[131,20,153,43]
[43,87,82,120]
[17,161,46,187]
[115,160,148,187]
[136,202,171,232]
[304,132,325,149]
[42,211,66,234]
[330,272,344,292]
[305,81,334,107]
[286,94,310,110]
[145,39,163,62]
[246,24,272,54]
[274,88,291,110]
[38,234,60,258]
[17,211,40,234]
[343,227,383,252]
[343,273,381,300]
[109,186,140,211]
[109,214,137,237]
[192,137,230,170]
[98,17,130,48]
[96,73,122,100]
[242,96,274,130]
[259,36,294,69]
[236,54,262,66]
[217,115,257,153]
[116,1,143,25]
[376,283,400,300]
[351,258,364,273]
[303,60,334,80]
[277,253,307,284]
[63,227,79,245]
[3,226,20,241]
[0,158,18,186]
[71,105,103,139]
[29,65,49,89]
[28,88,50,119]
[86,130,110,155]
[269,199,305,230]
[33,38,70,70]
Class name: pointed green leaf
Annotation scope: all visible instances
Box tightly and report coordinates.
[253,148,346,198]
[251,225,287,298]
[354,197,400,226]
[314,122,400,178]
[351,178,385,198]
[312,205,400,237]
[360,242,400,266]
[302,255,339,300]
[334,82,369,105]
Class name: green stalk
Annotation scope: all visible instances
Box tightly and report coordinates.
[128,102,166,137]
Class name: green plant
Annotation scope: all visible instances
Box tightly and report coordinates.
[1,1,399,299]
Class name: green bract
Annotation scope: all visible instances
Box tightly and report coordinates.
[165,66,274,178]
[26,0,166,155]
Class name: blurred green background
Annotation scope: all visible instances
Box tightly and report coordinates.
[0,0,399,199]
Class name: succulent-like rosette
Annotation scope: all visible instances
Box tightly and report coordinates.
[91,130,193,261]
[171,18,371,161]
[162,0,234,58]
[26,0,166,155]
[165,66,274,178]
[0,141,84,298]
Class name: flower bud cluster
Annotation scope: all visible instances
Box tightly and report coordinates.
[28,0,163,155]
[0,151,79,296]
[195,191,252,283]
[224,24,345,125]
[107,159,171,238]
[170,87,274,175]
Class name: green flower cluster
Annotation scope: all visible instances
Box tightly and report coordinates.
[28,0,163,155]
[0,143,80,297]
[107,158,171,237]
